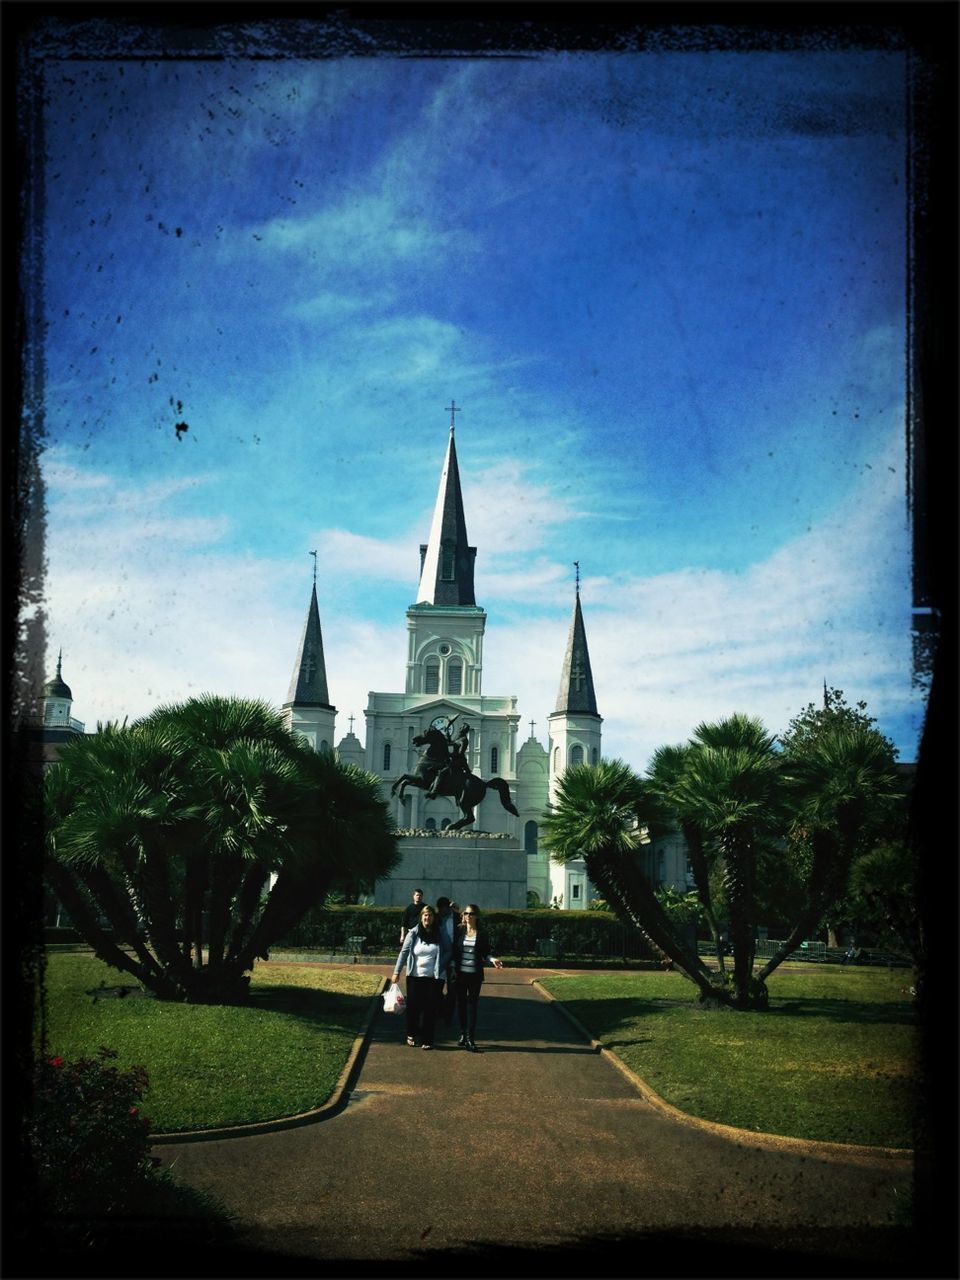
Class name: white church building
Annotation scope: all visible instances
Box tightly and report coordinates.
[34,420,693,911]
[281,421,606,911]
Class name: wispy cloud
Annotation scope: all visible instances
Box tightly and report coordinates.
[37,425,921,768]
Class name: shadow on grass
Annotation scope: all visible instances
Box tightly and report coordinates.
[559,993,918,1036]
[765,997,918,1027]
[245,985,373,1025]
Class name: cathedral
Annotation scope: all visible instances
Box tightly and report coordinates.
[32,421,693,911]
[281,421,603,911]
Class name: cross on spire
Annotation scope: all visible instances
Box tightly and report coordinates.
[445,400,461,432]
[574,560,581,596]
[529,719,536,739]
[348,714,355,733]
[309,549,317,585]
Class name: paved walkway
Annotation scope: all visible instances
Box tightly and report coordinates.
[157,969,913,1274]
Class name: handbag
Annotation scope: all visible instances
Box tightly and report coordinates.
[382,981,406,1014]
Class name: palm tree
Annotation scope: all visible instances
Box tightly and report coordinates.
[44,696,399,1003]
[756,724,903,986]
[668,716,785,1007]
[646,743,727,970]
[541,759,721,1000]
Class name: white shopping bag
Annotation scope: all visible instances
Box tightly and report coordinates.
[382,981,406,1014]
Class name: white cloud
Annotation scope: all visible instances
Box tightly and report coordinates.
[253,196,472,269]
[315,529,410,581]
[33,427,923,771]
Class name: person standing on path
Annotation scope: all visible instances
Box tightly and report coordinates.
[452,904,502,1053]
[392,903,453,1050]
[399,888,424,943]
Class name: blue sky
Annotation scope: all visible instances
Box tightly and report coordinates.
[34,47,923,768]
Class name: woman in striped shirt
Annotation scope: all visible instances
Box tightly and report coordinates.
[452,903,503,1053]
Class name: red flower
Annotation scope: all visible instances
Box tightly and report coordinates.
[49,1056,64,1068]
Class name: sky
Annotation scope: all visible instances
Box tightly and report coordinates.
[27,37,926,771]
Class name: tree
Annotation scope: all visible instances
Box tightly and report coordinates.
[668,716,785,1007]
[759,723,904,983]
[774,686,902,946]
[43,695,398,1003]
[541,759,723,1003]
[544,705,903,1011]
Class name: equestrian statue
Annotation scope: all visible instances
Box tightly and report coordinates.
[390,715,519,832]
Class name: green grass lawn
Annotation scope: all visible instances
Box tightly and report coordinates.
[40,952,383,1134]
[540,967,919,1149]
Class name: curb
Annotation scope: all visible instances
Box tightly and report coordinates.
[530,978,914,1166]
[150,977,389,1145]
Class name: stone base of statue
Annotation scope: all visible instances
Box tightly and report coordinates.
[376,832,527,909]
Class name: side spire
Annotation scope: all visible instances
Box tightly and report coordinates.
[416,408,477,606]
[554,566,599,715]
[286,576,334,709]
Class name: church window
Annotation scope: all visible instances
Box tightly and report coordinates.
[524,820,538,854]
[490,745,498,772]
[382,742,391,771]
[440,818,451,830]
[425,817,437,831]
[320,740,329,753]
[425,661,440,694]
[570,744,584,766]
[591,748,598,765]
[441,542,455,581]
[571,882,582,901]
[447,659,463,695]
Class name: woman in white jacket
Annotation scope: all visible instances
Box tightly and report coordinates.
[391,903,453,1050]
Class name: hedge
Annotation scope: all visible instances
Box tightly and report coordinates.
[274,906,656,961]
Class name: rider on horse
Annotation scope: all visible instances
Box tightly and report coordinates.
[425,723,473,799]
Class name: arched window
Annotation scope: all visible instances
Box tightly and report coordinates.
[524,820,538,854]
[490,745,498,773]
[425,817,437,831]
[440,818,451,830]
[425,660,440,694]
[591,747,598,765]
[553,746,560,770]
[382,742,391,771]
[570,744,584,766]
[319,740,329,753]
[447,659,463,695]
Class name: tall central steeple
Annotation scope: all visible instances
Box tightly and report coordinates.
[416,421,477,607]
[405,411,486,699]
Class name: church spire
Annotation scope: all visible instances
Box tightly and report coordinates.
[285,579,334,709]
[554,569,599,716]
[416,408,477,607]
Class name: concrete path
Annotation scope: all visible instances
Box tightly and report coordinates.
[157,969,914,1274]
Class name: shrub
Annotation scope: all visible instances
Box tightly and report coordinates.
[30,1046,156,1220]
[275,905,656,961]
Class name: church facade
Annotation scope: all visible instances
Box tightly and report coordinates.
[34,423,693,912]
[282,423,607,910]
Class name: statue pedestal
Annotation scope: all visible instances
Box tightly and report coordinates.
[377,832,527,909]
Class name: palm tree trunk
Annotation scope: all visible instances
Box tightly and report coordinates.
[719,829,759,1007]
[682,819,726,972]
[45,860,180,999]
[586,848,725,1004]
[224,866,269,963]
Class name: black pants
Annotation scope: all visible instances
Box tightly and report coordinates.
[455,972,483,1038]
[405,976,443,1045]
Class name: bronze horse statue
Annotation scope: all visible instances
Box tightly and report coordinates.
[390,724,519,832]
